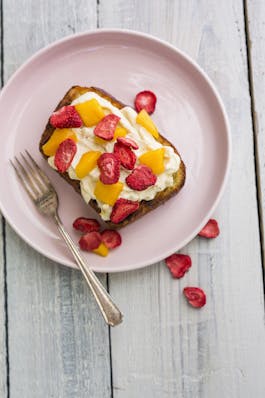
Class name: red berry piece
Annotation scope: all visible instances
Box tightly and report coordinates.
[50,105,83,128]
[97,153,120,184]
[183,287,206,308]
[126,165,157,191]
[114,143,136,170]
[198,219,220,238]
[110,198,140,224]
[165,254,192,278]
[117,137,139,150]
[134,90,157,114]
[79,231,102,251]
[94,114,120,140]
[73,217,100,233]
[54,139,77,173]
[101,229,122,249]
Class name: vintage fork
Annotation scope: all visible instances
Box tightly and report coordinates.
[10,151,123,327]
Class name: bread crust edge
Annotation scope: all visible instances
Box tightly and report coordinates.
[39,86,186,229]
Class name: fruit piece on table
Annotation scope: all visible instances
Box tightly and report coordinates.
[113,126,127,140]
[165,254,192,278]
[94,114,120,140]
[94,181,124,206]
[134,90,157,114]
[79,231,102,251]
[101,230,122,249]
[75,151,101,179]
[73,217,100,233]
[136,109,159,139]
[50,105,83,128]
[114,143,136,170]
[75,99,105,127]
[110,198,140,224]
[126,165,157,191]
[116,136,139,149]
[93,242,109,257]
[54,139,77,173]
[183,287,206,308]
[139,148,165,175]
[42,128,77,156]
[97,153,120,184]
[198,219,220,238]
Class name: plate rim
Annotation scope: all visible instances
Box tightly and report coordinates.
[0,28,231,272]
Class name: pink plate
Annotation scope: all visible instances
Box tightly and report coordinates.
[0,30,231,273]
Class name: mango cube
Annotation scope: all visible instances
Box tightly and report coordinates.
[139,148,165,174]
[136,109,159,139]
[94,181,123,206]
[75,151,101,179]
[42,128,77,156]
[75,99,105,127]
[93,243,109,257]
[113,126,127,140]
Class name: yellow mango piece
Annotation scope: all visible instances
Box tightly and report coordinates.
[136,109,159,139]
[94,136,108,146]
[75,151,101,179]
[75,99,105,127]
[93,243,109,257]
[139,148,165,174]
[94,181,123,206]
[113,126,127,140]
[42,128,77,156]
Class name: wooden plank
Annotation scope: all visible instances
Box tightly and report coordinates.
[3,1,111,397]
[0,219,7,398]
[99,1,265,397]
[0,0,8,394]
[245,0,265,268]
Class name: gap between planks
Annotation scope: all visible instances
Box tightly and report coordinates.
[243,0,265,291]
[1,0,9,395]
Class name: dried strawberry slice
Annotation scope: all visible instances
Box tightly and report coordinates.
[73,217,100,233]
[54,139,77,173]
[94,114,120,140]
[117,137,139,150]
[50,105,83,128]
[183,287,206,308]
[114,143,136,170]
[126,165,157,191]
[101,229,122,249]
[134,90,157,114]
[97,153,120,184]
[165,254,192,278]
[79,232,102,251]
[198,219,220,238]
[110,198,140,224]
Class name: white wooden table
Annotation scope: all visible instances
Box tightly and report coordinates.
[1,1,265,397]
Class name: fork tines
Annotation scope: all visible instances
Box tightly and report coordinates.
[10,151,51,201]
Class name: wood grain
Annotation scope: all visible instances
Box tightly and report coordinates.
[245,0,265,269]
[0,218,7,397]
[3,1,111,397]
[99,0,265,397]
[0,2,7,394]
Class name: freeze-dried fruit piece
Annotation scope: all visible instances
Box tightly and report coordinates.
[198,219,220,238]
[54,139,77,173]
[183,287,206,308]
[165,254,192,278]
[134,90,157,114]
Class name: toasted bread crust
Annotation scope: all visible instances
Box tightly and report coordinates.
[39,86,186,228]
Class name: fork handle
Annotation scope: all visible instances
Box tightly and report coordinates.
[54,214,123,327]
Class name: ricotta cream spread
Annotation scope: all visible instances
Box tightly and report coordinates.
[48,92,181,221]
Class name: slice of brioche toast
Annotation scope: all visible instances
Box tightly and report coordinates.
[39,86,186,228]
